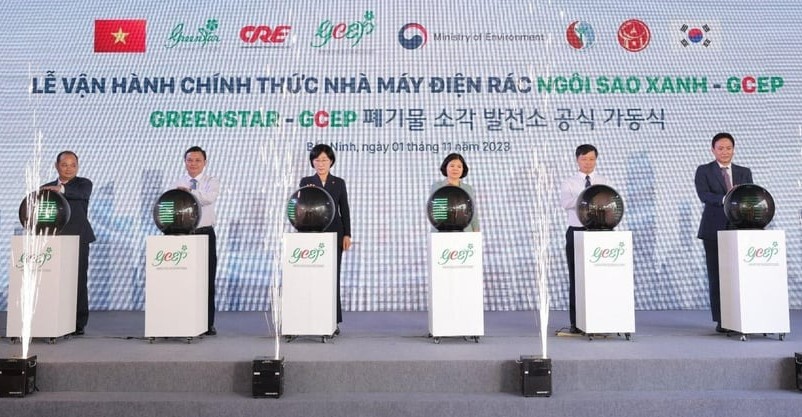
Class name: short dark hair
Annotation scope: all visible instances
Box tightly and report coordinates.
[439,153,468,178]
[575,144,598,159]
[56,150,78,164]
[309,144,336,167]
[711,132,734,148]
[184,146,207,160]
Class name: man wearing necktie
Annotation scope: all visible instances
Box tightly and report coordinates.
[175,146,221,336]
[559,144,612,334]
[694,132,753,333]
[41,151,95,335]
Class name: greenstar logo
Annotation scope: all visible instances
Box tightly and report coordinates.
[166,19,221,49]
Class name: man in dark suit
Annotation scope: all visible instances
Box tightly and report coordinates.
[41,151,95,335]
[694,132,752,333]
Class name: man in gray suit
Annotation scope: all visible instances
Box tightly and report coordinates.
[694,132,753,333]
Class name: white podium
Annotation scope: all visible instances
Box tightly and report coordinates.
[718,230,789,340]
[281,232,337,341]
[145,235,208,340]
[428,232,484,343]
[7,235,79,339]
[575,231,635,339]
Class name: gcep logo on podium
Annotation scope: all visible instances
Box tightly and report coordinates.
[299,110,357,128]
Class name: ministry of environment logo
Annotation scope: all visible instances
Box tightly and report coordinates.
[618,19,650,52]
[165,19,221,49]
[398,23,427,50]
[566,21,594,50]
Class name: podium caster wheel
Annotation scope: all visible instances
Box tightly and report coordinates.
[433,337,441,344]
[427,333,433,338]
[321,336,328,343]
[740,335,748,342]
[48,338,56,345]
[588,334,594,341]
[148,337,155,344]
[473,336,479,343]
[10,337,19,345]
[625,333,632,341]
[186,337,193,344]
[779,333,786,341]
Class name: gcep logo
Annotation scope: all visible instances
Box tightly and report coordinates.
[152,245,188,267]
[15,247,53,269]
[589,241,626,264]
[398,23,427,50]
[240,25,291,44]
[289,243,326,264]
[311,10,375,48]
[299,110,357,128]
[744,241,780,263]
[726,76,783,94]
[438,244,475,266]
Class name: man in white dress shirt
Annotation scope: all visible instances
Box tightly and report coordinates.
[559,144,611,334]
[175,146,221,336]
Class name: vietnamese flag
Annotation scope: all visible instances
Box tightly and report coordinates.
[94,19,146,53]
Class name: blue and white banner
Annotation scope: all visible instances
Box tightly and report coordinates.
[1,1,800,312]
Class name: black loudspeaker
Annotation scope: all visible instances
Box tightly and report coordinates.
[795,353,802,391]
[519,355,551,397]
[253,357,284,398]
[0,356,37,397]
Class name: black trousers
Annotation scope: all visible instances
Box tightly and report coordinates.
[76,242,90,330]
[703,239,721,323]
[565,226,586,327]
[193,226,217,328]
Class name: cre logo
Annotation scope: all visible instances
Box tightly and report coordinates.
[589,241,626,263]
[311,10,375,48]
[289,243,326,264]
[744,241,779,263]
[398,23,427,50]
[240,25,291,44]
[152,245,188,266]
[15,246,53,269]
[438,244,475,266]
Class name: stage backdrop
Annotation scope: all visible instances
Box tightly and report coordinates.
[1,0,800,312]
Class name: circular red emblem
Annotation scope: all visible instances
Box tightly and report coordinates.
[617,19,650,52]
